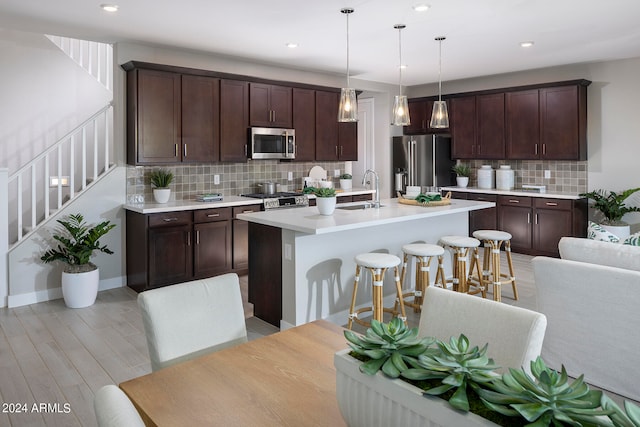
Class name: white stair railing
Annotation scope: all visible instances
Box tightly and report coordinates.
[45,35,113,91]
[7,103,114,248]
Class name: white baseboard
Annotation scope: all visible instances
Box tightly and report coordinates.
[7,276,126,308]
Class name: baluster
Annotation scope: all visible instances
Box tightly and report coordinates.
[93,118,99,180]
[44,155,50,219]
[31,164,36,231]
[104,109,110,171]
[82,128,87,190]
[17,175,23,241]
[70,135,75,200]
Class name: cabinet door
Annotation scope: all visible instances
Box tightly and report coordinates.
[498,197,533,252]
[534,199,573,257]
[130,69,181,165]
[269,85,293,128]
[450,96,476,159]
[232,205,261,271]
[148,225,192,287]
[476,93,505,159]
[194,221,232,278]
[292,88,316,162]
[181,75,219,163]
[404,99,428,135]
[220,79,249,162]
[540,85,583,160]
[506,89,540,159]
[249,83,271,127]
[315,91,339,161]
[467,193,497,233]
[338,121,357,160]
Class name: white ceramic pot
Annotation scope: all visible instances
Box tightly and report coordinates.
[316,197,337,215]
[62,267,100,308]
[334,349,497,427]
[339,179,352,190]
[601,223,631,240]
[153,188,171,203]
[456,176,469,188]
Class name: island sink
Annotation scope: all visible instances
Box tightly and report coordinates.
[336,202,380,210]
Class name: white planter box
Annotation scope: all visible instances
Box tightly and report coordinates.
[334,349,497,427]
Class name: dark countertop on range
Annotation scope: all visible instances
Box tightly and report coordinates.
[441,186,584,200]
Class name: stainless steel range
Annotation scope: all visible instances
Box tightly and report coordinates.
[242,192,309,210]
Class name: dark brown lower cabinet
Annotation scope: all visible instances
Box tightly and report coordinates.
[232,205,261,273]
[193,208,232,278]
[148,223,192,288]
[467,193,497,233]
[248,223,282,327]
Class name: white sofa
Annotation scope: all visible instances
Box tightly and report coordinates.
[532,237,640,401]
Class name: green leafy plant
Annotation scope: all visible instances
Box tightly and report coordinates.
[601,395,640,427]
[579,188,640,225]
[150,168,174,188]
[41,214,116,273]
[339,173,352,180]
[452,163,471,177]
[344,318,435,378]
[314,187,337,198]
[477,356,612,426]
[401,334,499,411]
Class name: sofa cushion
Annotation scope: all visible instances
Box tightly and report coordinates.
[559,236,640,272]
[623,231,640,246]
[587,221,620,243]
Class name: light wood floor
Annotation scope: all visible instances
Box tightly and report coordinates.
[0,252,586,426]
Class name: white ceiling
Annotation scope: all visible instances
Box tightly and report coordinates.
[2,0,640,86]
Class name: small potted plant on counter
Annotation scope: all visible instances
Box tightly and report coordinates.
[314,187,337,215]
[40,213,116,308]
[339,173,353,190]
[580,187,640,240]
[150,168,174,203]
[452,164,471,188]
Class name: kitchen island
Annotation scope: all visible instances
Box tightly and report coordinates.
[237,197,494,329]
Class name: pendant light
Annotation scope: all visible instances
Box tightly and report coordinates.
[391,24,410,126]
[430,36,449,128]
[338,7,358,122]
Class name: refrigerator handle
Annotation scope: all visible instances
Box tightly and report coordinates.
[410,140,416,186]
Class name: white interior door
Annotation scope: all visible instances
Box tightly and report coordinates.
[349,98,374,186]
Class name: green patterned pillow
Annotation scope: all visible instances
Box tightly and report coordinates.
[587,221,620,243]
[623,231,640,246]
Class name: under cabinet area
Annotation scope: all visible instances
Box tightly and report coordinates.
[126,205,260,292]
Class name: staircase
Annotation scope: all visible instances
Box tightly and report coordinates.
[46,35,113,91]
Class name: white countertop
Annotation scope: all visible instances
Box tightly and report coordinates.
[441,186,584,200]
[123,189,375,214]
[237,198,494,235]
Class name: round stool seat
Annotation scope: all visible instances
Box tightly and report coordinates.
[402,243,445,257]
[473,230,512,241]
[439,235,481,248]
[355,253,401,269]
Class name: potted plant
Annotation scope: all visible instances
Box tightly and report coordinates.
[314,187,337,215]
[150,168,174,203]
[580,187,640,239]
[339,173,353,190]
[452,163,471,188]
[41,213,116,308]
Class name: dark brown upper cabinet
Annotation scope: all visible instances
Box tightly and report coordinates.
[292,88,316,162]
[404,99,448,135]
[220,79,249,162]
[249,83,292,128]
[506,89,540,159]
[314,91,357,161]
[450,96,476,159]
[181,75,220,163]
[475,93,505,159]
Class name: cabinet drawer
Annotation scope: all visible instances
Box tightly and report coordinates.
[194,207,232,223]
[352,193,373,202]
[498,195,532,207]
[467,193,497,202]
[534,198,572,210]
[233,204,262,218]
[337,195,352,204]
[148,211,192,228]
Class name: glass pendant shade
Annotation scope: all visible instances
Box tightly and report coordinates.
[338,88,358,122]
[430,100,449,128]
[392,95,410,126]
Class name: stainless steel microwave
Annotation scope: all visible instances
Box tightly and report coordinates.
[249,127,295,160]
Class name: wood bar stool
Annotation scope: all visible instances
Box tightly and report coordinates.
[397,243,446,313]
[347,253,407,330]
[438,236,484,295]
[469,230,518,302]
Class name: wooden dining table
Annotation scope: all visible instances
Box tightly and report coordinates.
[120,320,349,426]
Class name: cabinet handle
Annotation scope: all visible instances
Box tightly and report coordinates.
[272,110,276,123]
[535,214,539,225]
[340,146,343,156]
[174,144,178,157]
[535,144,538,155]
[542,144,546,155]
[242,210,254,214]
[206,213,220,218]
[508,199,520,203]
[184,144,187,157]
[527,213,531,224]
[187,231,191,246]
[545,202,558,206]
[162,217,178,222]
[335,146,338,157]
[196,230,200,245]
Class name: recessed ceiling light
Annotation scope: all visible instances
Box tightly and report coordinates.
[100,4,119,12]
[520,41,534,48]
[399,64,407,69]
[286,43,298,49]
[413,4,431,12]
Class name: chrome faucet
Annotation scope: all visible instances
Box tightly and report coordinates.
[362,169,381,208]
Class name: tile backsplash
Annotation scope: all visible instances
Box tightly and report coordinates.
[467,160,587,194]
[126,161,348,204]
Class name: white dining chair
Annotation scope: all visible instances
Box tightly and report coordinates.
[418,286,546,374]
[138,273,248,371]
[94,385,145,427]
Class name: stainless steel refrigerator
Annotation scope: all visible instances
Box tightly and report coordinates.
[391,135,456,197]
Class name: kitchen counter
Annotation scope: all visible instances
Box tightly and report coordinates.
[123,189,375,214]
[441,186,583,200]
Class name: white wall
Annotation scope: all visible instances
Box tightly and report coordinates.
[408,57,640,193]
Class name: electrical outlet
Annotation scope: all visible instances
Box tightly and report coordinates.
[544,170,551,179]
[288,171,293,181]
[334,169,341,177]
[214,174,220,185]
[284,243,292,260]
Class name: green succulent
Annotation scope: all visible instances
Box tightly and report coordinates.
[344,318,434,378]
[401,334,499,411]
[601,395,640,427]
[339,173,352,179]
[579,188,640,225]
[150,168,174,188]
[313,187,337,198]
[452,163,471,177]
[477,356,613,426]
